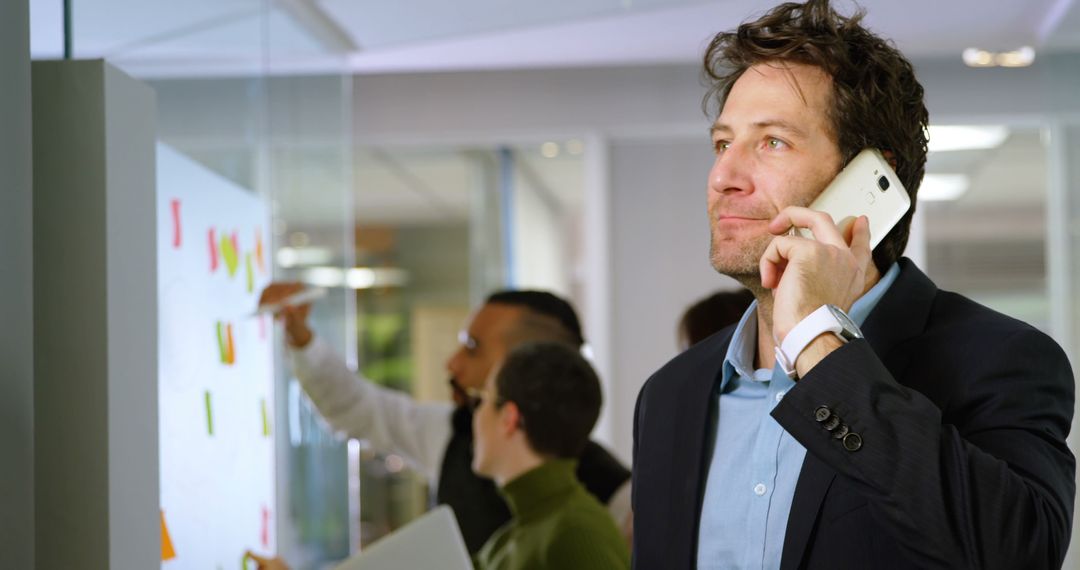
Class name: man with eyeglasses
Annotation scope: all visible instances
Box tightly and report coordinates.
[258,285,630,554]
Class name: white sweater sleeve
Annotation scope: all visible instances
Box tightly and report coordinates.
[289,337,454,483]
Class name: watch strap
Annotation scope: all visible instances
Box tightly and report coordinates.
[775,304,845,379]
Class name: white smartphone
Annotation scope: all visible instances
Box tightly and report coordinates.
[796,148,911,250]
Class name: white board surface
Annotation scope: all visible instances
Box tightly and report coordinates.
[157,142,275,570]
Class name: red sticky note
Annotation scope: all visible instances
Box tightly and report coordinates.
[208,228,219,272]
[261,505,271,548]
[170,199,182,248]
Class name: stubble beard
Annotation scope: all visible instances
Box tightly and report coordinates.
[709,231,771,297]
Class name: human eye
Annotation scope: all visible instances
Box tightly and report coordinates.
[713,139,731,154]
[765,137,789,150]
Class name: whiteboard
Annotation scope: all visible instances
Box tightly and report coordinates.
[157,143,275,569]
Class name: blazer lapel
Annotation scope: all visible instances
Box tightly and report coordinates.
[668,329,733,564]
[779,258,938,569]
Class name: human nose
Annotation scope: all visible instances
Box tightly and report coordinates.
[709,142,754,195]
[446,347,464,376]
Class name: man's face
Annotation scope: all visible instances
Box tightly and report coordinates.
[470,369,504,477]
[707,62,844,281]
[446,303,524,405]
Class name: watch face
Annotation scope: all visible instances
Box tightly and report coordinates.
[827,304,863,339]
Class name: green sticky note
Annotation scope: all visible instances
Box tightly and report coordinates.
[216,322,227,364]
[261,398,270,437]
[245,253,254,294]
[205,391,214,436]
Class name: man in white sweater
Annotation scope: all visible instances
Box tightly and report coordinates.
[260,284,632,553]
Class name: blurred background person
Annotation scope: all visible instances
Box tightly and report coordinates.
[471,341,630,570]
[677,288,755,351]
[259,283,631,554]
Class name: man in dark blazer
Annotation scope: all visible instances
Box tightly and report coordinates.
[631,1,1075,569]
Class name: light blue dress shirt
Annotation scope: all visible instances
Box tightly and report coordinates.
[696,263,901,570]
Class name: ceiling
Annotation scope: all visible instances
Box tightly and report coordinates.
[30,0,1080,77]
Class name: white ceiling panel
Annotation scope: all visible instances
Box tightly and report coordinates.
[31,0,1080,77]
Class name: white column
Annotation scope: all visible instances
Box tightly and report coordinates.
[33,60,158,570]
[583,133,615,448]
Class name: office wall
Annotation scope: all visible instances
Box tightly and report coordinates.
[0,0,34,568]
[607,138,741,461]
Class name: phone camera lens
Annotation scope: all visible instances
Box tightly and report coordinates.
[877,176,890,191]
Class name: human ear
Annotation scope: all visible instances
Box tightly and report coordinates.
[500,402,522,436]
[881,149,898,172]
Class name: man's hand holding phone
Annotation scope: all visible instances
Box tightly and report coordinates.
[761,207,876,377]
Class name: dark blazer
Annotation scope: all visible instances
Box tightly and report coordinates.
[632,259,1075,569]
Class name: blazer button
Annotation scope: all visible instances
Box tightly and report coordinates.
[823,415,841,431]
[814,406,832,422]
[842,433,863,452]
[832,424,850,439]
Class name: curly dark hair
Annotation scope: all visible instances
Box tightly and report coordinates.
[702,0,929,272]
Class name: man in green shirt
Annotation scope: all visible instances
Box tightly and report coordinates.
[470,341,631,570]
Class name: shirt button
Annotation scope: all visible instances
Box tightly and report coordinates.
[775,391,786,402]
[753,483,767,496]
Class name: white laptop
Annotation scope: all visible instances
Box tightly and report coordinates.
[332,506,474,570]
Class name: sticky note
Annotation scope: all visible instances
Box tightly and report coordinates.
[255,229,266,274]
[261,398,270,437]
[226,323,236,365]
[205,391,214,436]
[209,228,219,272]
[261,505,271,548]
[216,322,228,364]
[220,234,239,277]
[246,253,254,294]
[216,322,236,366]
[170,199,182,249]
[161,510,176,561]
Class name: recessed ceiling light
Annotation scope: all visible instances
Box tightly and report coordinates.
[920,174,969,201]
[962,48,995,67]
[997,46,1035,67]
[927,125,1009,153]
[962,46,1035,68]
[541,142,560,158]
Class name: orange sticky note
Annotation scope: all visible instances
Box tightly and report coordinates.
[255,229,266,274]
[161,510,176,561]
[226,323,236,365]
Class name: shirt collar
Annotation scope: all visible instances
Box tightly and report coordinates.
[720,262,901,390]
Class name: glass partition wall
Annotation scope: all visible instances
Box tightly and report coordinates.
[65,2,358,568]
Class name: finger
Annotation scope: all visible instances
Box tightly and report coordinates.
[849,215,873,263]
[244,551,270,565]
[769,206,847,248]
[759,235,808,289]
